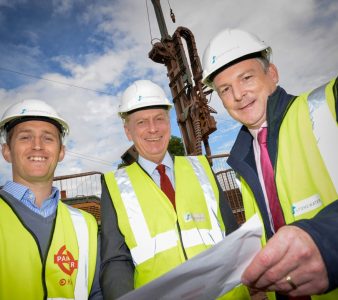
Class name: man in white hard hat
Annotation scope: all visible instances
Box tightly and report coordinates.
[202,28,338,299]
[100,79,250,299]
[0,99,102,300]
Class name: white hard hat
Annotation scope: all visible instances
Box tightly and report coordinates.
[202,28,272,88]
[0,99,69,144]
[118,80,172,117]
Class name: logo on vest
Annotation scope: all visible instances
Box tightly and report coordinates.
[54,245,78,275]
[184,213,206,222]
[291,194,323,217]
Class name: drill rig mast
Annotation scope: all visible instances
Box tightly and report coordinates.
[120,0,217,164]
[149,0,217,156]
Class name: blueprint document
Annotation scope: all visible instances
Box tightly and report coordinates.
[118,214,262,300]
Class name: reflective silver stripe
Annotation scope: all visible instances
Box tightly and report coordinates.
[131,227,222,263]
[130,230,178,264]
[48,298,73,300]
[116,169,152,244]
[67,206,89,300]
[185,156,225,244]
[308,84,338,192]
[181,228,224,247]
[116,169,179,265]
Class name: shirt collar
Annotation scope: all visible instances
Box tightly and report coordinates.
[138,152,173,175]
[249,121,267,140]
[2,180,59,205]
[2,181,28,200]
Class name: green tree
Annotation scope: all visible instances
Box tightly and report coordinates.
[168,135,185,156]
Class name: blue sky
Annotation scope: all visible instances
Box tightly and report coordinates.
[1,0,338,185]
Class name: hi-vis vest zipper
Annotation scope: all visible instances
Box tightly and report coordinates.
[104,155,226,287]
[0,198,98,300]
[241,78,338,300]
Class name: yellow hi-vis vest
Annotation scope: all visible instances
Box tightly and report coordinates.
[0,198,98,300]
[105,155,250,300]
[105,156,225,286]
[241,79,338,300]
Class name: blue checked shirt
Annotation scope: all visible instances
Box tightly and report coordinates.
[2,181,60,217]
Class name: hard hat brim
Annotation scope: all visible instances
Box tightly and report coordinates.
[204,51,268,86]
[119,104,172,118]
[4,116,65,135]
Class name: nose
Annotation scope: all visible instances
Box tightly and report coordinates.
[32,136,42,150]
[232,82,245,102]
[148,119,158,133]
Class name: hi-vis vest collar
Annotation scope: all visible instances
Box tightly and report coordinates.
[307,83,338,192]
[115,156,224,266]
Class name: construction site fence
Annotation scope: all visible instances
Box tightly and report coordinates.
[208,153,246,224]
[53,171,102,200]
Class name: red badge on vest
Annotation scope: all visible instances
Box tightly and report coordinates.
[54,245,78,275]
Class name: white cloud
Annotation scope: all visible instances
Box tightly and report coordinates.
[52,0,73,16]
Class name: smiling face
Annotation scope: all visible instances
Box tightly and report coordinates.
[124,108,171,164]
[213,58,279,129]
[2,120,65,186]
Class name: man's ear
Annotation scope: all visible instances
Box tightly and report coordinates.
[58,145,66,162]
[124,124,133,142]
[2,144,12,163]
[268,63,279,84]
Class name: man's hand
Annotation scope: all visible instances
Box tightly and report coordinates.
[241,225,328,297]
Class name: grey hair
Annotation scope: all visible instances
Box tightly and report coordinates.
[255,57,270,73]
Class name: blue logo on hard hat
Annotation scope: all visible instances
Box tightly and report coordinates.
[212,56,216,64]
[138,96,142,101]
[21,109,27,114]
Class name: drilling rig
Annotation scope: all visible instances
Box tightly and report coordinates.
[149,0,217,156]
[121,0,217,164]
